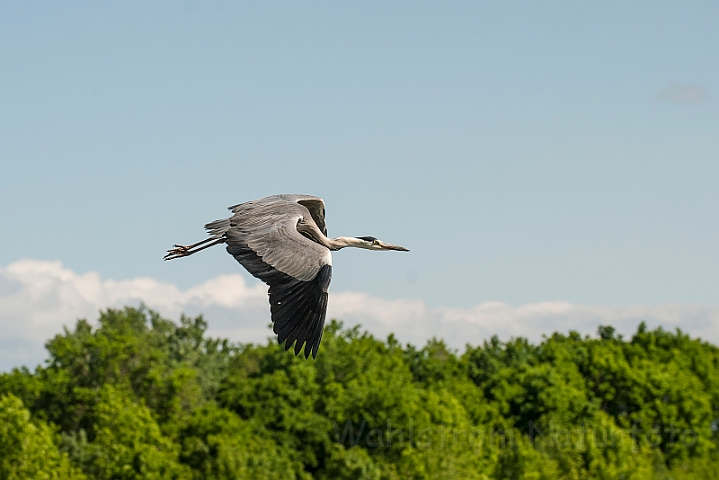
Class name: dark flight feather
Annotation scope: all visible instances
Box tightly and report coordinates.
[225,239,331,358]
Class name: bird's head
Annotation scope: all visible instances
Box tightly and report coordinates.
[354,236,409,251]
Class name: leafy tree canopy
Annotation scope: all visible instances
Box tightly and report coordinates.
[1,307,717,479]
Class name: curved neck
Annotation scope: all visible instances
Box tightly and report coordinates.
[327,236,369,250]
[297,220,367,251]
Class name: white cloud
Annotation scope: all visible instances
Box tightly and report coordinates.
[656,83,709,104]
[1,259,718,370]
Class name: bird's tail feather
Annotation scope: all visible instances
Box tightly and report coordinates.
[204,218,232,238]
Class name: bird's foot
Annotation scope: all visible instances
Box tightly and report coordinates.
[163,244,190,261]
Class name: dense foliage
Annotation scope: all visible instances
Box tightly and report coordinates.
[1,307,717,479]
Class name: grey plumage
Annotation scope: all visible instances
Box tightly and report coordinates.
[164,194,408,358]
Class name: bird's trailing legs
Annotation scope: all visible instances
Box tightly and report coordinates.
[164,237,225,261]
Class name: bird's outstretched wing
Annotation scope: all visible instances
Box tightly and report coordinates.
[295,198,327,236]
[228,194,327,236]
[225,198,331,281]
[227,243,330,358]
[217,195,332,358]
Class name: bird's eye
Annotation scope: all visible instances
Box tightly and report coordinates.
[373,240,380,245]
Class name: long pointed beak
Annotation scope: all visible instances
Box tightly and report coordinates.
[379,241,409,252]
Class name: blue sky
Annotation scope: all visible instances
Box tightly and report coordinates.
[1,1,717,312]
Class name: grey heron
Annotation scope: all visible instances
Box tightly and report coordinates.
[164,194,408,358]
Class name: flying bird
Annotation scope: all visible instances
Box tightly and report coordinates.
[164,194,408,358]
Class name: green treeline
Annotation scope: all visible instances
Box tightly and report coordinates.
[0,307,717,479]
